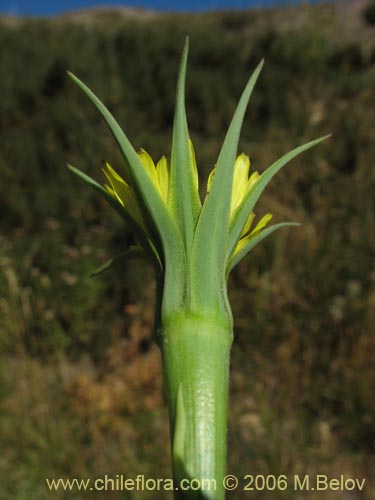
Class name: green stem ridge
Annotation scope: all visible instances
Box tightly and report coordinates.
[161,313,232,500]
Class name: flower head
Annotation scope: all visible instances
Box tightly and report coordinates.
[100,145,274,266]
[68,38,327,318]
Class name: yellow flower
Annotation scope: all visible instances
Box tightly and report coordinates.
[103,146,272,258]
[102,149,169,231]
[137,149,169,204]
[207,153,272,253]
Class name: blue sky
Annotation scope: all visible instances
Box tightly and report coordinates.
[0,0,326,16]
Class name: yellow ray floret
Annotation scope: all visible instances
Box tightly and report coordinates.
[207,153,271,245]
[103,162,146,230]
[102,149,170,232]
[137,149,170,205]
[234,213,273,257]
[189,139,199,192]
[103,147,272,258]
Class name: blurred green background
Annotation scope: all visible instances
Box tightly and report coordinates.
[0,1,374,498]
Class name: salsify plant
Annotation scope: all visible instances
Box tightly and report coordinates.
[68,39,328,499]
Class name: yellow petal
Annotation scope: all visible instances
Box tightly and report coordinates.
[241,212,255,237]
[156,156,169,204]
[233,213,273,258]
[189,139,199,191]
[246,170,260,192]
[138,148,158,186]
[102,163,128,207]
[103,162,128,189]
[231,154,250,214]
[207,167,216,193]
[103,163,145,229]
[104,184,116,199]
[249,213,273,237]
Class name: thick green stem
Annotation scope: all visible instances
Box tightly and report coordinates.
[161,313,232,500]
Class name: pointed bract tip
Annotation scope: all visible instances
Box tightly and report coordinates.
[314,133,332,145]
[257,59,265,72]
[183,36,189,57]
[66,71,81,86]
[67,163,84,177]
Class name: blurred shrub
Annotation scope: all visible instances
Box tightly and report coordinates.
[363,0,375,25]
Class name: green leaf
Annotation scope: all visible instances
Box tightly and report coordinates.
[190,60,264,314]
[67,73,187,312]
[227,135,330,260]
[68,164,162,273]
[169,37,201,254]
[227,222,300,274]
[90,247,144,278]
